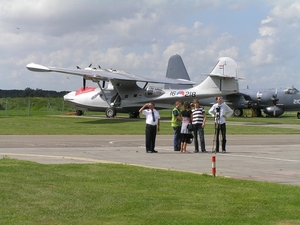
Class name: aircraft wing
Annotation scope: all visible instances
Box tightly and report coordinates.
[26,63,195,85]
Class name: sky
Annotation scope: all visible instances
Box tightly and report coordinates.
[0,0,300,92]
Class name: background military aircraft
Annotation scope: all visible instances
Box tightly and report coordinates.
[198,86,300,118]
[26,56,239,118]
[166,54,300,118]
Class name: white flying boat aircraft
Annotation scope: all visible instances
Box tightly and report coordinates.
[26,56,239,118]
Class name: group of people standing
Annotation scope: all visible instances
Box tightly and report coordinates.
[171,96,233,153]
[172,99,206,153]
[139,96,233,153]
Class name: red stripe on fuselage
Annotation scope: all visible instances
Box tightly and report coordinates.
[75,87,96,96]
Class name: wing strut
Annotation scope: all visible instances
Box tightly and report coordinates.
[96,81,110,107]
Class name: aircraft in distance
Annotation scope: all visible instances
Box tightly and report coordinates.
[198,87,300,118]
[26,56,239,118]
[166,55,300,118]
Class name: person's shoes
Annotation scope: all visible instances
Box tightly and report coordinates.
[202,150,207,153]
[146,150,152,153]
[174,149,180,151]
[222,150,226,153]
[152,150,158,153]
[215,149,219,153]
[194,150,199,153]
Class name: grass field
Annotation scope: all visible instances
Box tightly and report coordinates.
[1,158,300,225]
[1,109,300,135]
[1,108,300,224]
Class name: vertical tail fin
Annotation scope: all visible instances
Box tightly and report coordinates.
[194,57,239,95]
[210,57,237,77]
[165,54,193,89]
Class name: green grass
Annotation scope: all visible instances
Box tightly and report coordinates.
[1,158,300,225]
[1,97,300,134]
[0,97,73,116]
[1,105,300,224]
[0,111,300,135]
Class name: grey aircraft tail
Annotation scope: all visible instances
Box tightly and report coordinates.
[164,54,193,89]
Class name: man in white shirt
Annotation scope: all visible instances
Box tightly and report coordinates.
[139,102,160,153]
[208,96,233,153]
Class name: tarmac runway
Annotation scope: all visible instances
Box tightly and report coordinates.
[0,134,300,186]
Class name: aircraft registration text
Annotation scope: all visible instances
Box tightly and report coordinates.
[170,91,196,97]
[293,99,300,104]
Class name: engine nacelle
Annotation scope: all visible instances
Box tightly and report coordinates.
[263,106,284,117]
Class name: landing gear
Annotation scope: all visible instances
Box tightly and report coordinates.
[76,110,83,116]
[105,107,117,118]
[255,109,262,117]
[233,108,243,117]
[297,112,300,119]
[250,108,263,117]
[129,111,140,118]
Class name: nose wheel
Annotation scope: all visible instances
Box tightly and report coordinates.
[76,110,83,116]
[105,107,117,118]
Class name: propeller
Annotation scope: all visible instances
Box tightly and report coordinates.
[77,63,102,90]
[83,76,86,90]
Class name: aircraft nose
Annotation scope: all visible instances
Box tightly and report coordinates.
[64,91,76,101]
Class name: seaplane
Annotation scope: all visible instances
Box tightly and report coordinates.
[26,55,239,118]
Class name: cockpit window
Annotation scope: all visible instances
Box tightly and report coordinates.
[145,86,165,97]
[284,87,299,94]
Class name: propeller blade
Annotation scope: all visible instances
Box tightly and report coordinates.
[271,85,279,105]
[89,63,92,67]
[272,86,279,117]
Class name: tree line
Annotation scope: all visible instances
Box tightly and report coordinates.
[0,88,69,98]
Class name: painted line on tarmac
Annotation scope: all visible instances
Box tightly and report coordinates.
[0,152,183,172]
[222,153,300,163]
[0,153,119,164]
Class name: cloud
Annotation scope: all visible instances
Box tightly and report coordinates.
[250,1,300,66]
[0,0,300,92]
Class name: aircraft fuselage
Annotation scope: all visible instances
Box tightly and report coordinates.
[201,87,300,117]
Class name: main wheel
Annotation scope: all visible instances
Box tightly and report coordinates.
[233,108,243,117]
[105,107,117,118]
[255,109,262,117]
[297,112,300,119]
[129,111,140,118]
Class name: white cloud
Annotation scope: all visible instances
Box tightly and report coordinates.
[0,0,300,91]
[248,0,300,92]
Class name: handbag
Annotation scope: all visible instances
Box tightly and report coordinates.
[187,123,194,132]
[187,133,194,144]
